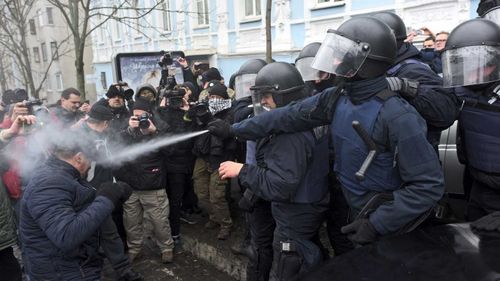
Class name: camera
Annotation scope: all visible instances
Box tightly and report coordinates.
[158,51,174,68]
[165,88,186,109]
[189,101,212,126]
[138,112,150,129]
[24,99,43,115]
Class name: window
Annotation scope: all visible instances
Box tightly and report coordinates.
[100,72,107,89]
[113,6,121,40]
[46,7,54,24]
[315,0,344,6]
[50,41,58,60]
[161,2,171,31]
[243,0,261,18]
[33,47,40,63]
[41,42,47,62]
[196,0,209,26]
[55,73,63,91]
[38,9,44,26]
[29,19,36,35]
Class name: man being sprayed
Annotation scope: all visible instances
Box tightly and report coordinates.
[210,17,444,246]
[19,130,132,280]
[219,62,329,280]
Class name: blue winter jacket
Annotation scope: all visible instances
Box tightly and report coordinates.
[20,157,115,280]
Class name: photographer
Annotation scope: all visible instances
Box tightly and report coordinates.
[191,81,236,240]
[95,83,133,136]
[158,85,196,252]
[116,98,175,263]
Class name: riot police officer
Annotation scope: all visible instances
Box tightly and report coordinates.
[372,12,460,152]
[209,17,444,245]
[295,42,336,95]
[441,18,500,221]
[219,62,329,280]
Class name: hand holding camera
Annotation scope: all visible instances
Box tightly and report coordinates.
[129,113,157,135]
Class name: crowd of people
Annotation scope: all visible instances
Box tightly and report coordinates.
[1,2,500,281]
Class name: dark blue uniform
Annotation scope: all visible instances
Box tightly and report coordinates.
[238,125,329,280]
[389,42,460,150]
[455,85,500,220]
[232,76,444,235]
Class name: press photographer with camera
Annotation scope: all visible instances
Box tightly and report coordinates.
[95,83,134,137]
[191,80,236,240]
[115,97,175,263]
[158,85,197,252]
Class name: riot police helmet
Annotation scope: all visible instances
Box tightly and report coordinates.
[234,59,267,100]
[442,18,500,87]
[372,12,407,49]
[478,0,500,25]
[250,62,305,115]
[295,42,322,82]
[312,16,397,79]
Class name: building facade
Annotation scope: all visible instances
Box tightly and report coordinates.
[2,0,97,103]
[90,0,480,98]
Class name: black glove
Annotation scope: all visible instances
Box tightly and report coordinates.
[471,211,500,232]
[386,77,419,100]
[207,119,233,139]
[97,181,133,206]
[341,218,378,245]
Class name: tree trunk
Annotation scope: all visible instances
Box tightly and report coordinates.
[73,36,86,100]
[265,0,272,63]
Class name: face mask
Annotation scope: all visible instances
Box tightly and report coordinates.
[208,98,232,115]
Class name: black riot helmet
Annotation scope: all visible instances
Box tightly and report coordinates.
[295,42,322,82]
[442,18,500,88]
[478,0,500,25]
[250,62,305,114]
[312,17,397,80]
[234,59,267,100]
[372,12,407,49]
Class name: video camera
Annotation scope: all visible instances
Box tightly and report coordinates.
[158,51,177,93]
[165,88,186,109]
[187,100,212,127]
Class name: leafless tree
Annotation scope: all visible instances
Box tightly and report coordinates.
[0,0,71,99]
[46,0,166,100]
[265,0,272,63]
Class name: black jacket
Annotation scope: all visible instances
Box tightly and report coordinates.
[193,108,237,170]
[390,43,460,150]
[115,125,166,191]
[158,107,196,173]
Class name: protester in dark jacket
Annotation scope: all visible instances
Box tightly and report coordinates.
[192,81,236,240]
[19,133,131,281]
[116,98,175,264]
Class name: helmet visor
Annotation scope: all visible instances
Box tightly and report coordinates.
[312,32,370,78]
[296,57,321,81]
[483,8,500,26]
[250,85,276,116]
[235,74,257,100]
[442,45,500,87]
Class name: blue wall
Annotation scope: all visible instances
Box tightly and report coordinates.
[290,0,304,20]
[470,0,480,18]
[310,4,345,18]
[351,0,395,10]
[291,23,305,48]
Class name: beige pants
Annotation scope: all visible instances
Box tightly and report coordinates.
[123,189,174,254]
[192,158,233,228]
